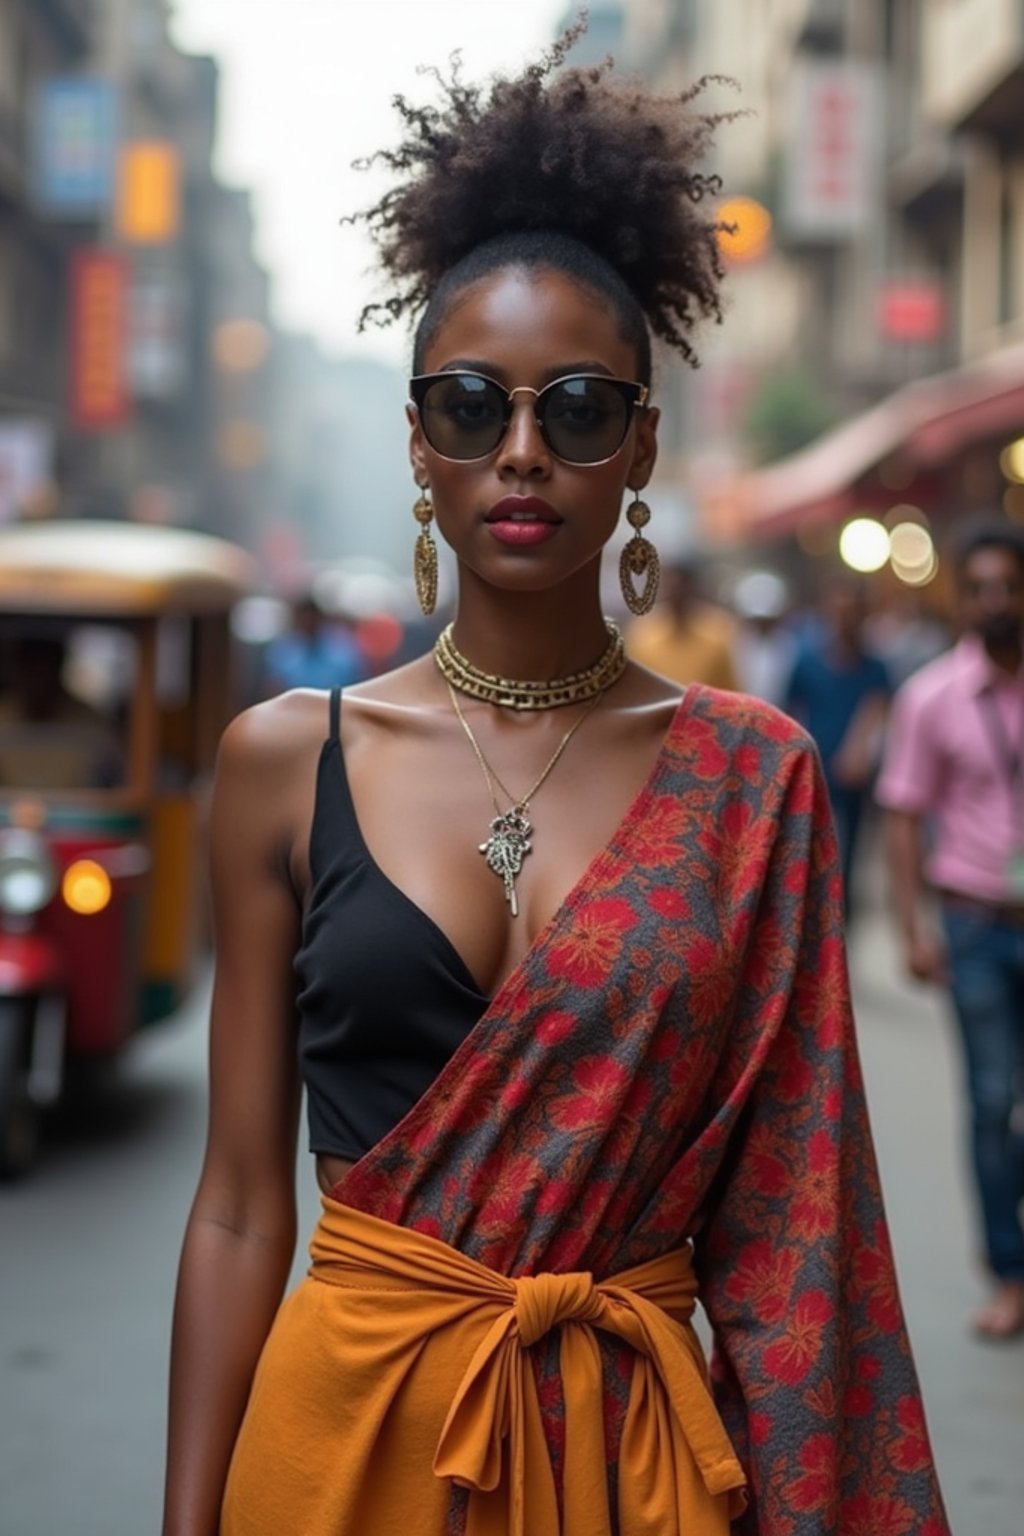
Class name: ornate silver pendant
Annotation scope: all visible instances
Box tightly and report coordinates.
[480,808,532,917]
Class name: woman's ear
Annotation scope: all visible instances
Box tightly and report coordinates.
[407,402,429,485]
[628,405,659,490]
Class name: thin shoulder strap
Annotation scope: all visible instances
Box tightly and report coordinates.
[328,686,341,742]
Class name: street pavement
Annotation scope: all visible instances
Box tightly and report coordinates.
[846,880,1024,1536]
[1,865,1021,1535]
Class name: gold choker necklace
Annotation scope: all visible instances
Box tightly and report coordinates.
[434,620,626,710]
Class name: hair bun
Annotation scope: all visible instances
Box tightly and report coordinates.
[349,20,736,364]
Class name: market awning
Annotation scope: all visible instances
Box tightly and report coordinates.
[743,340,1024,538]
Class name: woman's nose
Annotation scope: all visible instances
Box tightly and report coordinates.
[495,396,551,477]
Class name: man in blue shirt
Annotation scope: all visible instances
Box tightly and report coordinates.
[785,577,891,917]
[265,595,366,694]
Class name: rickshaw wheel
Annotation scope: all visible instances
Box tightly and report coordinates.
[0,1002,39,1178]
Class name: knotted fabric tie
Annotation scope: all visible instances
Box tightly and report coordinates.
[310,1195,746,1536]
[514,1270,603,1347]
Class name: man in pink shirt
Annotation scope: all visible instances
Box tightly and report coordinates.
[877,518,1024,1339]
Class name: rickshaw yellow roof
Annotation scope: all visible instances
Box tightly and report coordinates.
[0,521,256,615]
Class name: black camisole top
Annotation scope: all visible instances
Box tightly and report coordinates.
[295,688,489,1162]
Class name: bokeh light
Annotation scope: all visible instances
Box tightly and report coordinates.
[889,520,933,566]
[889,521,937,586]
[839,517,890,573]
[62,859,112,916]
[211,319,270,373]
[716,197,773,264]
[1004,484,1024,522]
[883,502,927,528]
[895,551,939,587]
[999,437,1024,484]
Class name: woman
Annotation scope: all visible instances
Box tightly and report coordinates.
[163,32,949,1536]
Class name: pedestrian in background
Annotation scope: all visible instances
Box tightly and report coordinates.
[784,574,891,916]
[625,556,739,690]
[263,591,366,695]
[731,568,795,706]
[863,588,950,690]
[877,517,1024,1341]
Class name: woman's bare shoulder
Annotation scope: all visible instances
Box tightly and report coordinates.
[214,690,332,813]
[220,689,330,759]
[210,693,331,892]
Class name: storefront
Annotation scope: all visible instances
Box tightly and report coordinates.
[740,340,1024,603]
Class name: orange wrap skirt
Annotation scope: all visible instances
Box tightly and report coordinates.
[220,1195,746,1536]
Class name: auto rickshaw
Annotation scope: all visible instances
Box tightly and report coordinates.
[0,520,255,1173]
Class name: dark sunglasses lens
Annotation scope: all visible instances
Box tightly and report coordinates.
[419,374,506,459]
[541,377,631,463]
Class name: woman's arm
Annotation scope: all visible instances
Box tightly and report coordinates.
[162,706,306,1536]
[694,745,949,1534]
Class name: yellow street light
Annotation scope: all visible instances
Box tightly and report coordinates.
[716,197,773,265]
[1000,437,1024,485]
[62,859,112,916]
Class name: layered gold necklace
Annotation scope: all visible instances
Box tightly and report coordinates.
[434,619,625,710]
[436,623,626,915]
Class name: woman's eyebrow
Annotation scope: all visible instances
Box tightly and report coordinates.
[541,361,615,381]
[435,359,504,379]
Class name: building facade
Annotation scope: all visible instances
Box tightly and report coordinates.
[0,0,95,518]
[606,0,1024,570]
[744,0,1024,557]
[0,0,287,552]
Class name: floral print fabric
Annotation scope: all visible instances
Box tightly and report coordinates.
[335,686,949,1534]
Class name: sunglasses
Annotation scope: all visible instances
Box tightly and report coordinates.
[409,370,649,465]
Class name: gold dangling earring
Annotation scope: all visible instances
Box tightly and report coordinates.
[412,485,438,616]
[619,491,660,615]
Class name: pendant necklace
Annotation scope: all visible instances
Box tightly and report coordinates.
[446,682,606,916]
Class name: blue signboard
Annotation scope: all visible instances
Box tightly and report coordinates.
[32,77,117,216]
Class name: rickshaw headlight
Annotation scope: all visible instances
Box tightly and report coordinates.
[62,859,113,916]
[0,830,58,917]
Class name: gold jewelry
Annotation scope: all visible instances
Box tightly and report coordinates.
[434,620,625,710]
[447,682,606,916]
[620,492,660,615]
[412,487,438,616]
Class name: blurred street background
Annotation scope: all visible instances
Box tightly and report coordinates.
[3,0,1024,1531]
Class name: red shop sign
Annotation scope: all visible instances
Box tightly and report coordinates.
[70,248,130,430]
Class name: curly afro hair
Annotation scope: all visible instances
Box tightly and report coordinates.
[349,17,736,379]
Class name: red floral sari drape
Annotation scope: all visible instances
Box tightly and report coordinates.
[334,686,949,1535]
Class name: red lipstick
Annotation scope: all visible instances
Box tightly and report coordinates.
[485,496,562,546]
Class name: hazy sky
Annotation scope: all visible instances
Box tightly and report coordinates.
[169,0,569,363]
